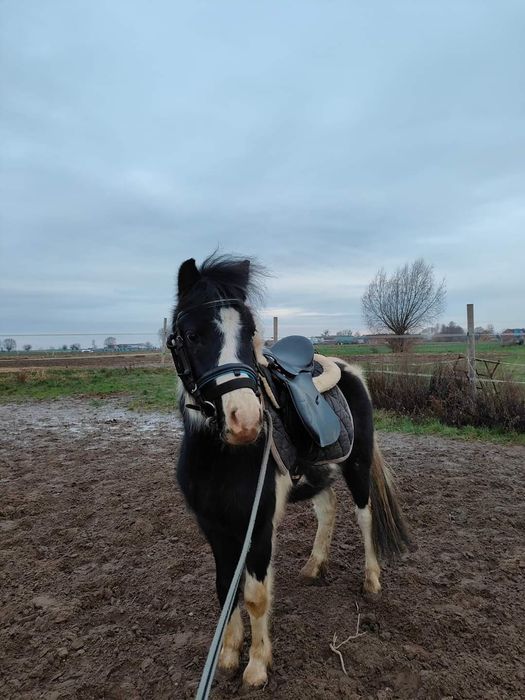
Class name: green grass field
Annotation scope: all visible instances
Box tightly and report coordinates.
[315,342,525,382]
[374,410,524,445]
[0,367,178,411]
[1,364,523,444]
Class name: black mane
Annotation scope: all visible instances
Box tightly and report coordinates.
[178,253,266,308]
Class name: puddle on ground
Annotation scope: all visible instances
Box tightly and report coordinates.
[0,398,183,441]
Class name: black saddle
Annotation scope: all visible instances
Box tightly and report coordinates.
[262,336,341,448]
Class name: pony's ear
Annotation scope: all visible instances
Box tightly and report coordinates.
[178,258,201,297]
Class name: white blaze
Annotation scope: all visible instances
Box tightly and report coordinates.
[216,307,242,370]
[216,307,261,442]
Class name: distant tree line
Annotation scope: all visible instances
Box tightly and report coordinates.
[0,338,158,353]
[430,322,495,341]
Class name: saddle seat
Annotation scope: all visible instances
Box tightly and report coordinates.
[263,335,315,375]
[262,336,341,448]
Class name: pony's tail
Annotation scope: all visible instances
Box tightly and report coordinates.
[370,437,412,559]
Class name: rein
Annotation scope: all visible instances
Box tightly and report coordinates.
[195,410,273,700]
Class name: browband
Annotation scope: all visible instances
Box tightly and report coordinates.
[175,298,244,325]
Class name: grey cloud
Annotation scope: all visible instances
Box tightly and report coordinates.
[1,1,524,341]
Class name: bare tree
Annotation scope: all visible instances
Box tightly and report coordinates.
[23,344,32,352]
[3,338,16,352]
[104,336,117,350]
[362,259,445,352]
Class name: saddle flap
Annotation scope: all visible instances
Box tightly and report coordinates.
[263,335,314,376]
[282,371,341,448]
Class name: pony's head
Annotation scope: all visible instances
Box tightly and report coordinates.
[172,254,265,446]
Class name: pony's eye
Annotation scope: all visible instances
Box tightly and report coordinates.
[185,331,199,344]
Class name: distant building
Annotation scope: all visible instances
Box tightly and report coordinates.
[500,328,525,346]
[114,343,154,352]
[311,335,367,346]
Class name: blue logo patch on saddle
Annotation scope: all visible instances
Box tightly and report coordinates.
[259,336,354,477]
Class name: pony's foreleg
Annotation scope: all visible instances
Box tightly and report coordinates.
[219,605,244,671]
[243,564,273,687]
[243,471,290,687]
[201,523,245,672]
[300,486,337,580]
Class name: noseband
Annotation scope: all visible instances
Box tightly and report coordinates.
[166,299,260,420]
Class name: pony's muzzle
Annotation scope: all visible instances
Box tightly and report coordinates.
[222,389,263,445]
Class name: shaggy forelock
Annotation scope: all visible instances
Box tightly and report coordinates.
[198,253,267,307]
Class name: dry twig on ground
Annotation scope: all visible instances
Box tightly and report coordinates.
[329,601,366,675]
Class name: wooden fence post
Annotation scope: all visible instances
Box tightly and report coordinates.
[161,317,167,365]
[467,304,476,397]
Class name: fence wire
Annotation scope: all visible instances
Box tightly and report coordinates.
[1,329,523,385]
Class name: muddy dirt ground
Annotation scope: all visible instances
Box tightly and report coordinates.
[1,399,523,699]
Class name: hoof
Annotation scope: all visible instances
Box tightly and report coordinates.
[300,557,328,582]
[363,568,381,593]
[361,574,382,600]
[361,587,382,604]
[218,648,240,674]
[217,665,238,680]
[243,659,268,688]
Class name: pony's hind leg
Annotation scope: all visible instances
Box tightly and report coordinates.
[355,503,381,594]
[301,486,337,580]
[341,454,382,595]
[336,359,411,595]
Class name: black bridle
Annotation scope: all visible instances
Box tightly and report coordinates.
[166,298,260,420]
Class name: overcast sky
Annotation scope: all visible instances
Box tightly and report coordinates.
[1,1,524,348]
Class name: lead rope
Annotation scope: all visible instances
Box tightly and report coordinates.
[195,409,273,700]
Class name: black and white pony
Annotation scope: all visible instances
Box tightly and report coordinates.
[172,254,410,688]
